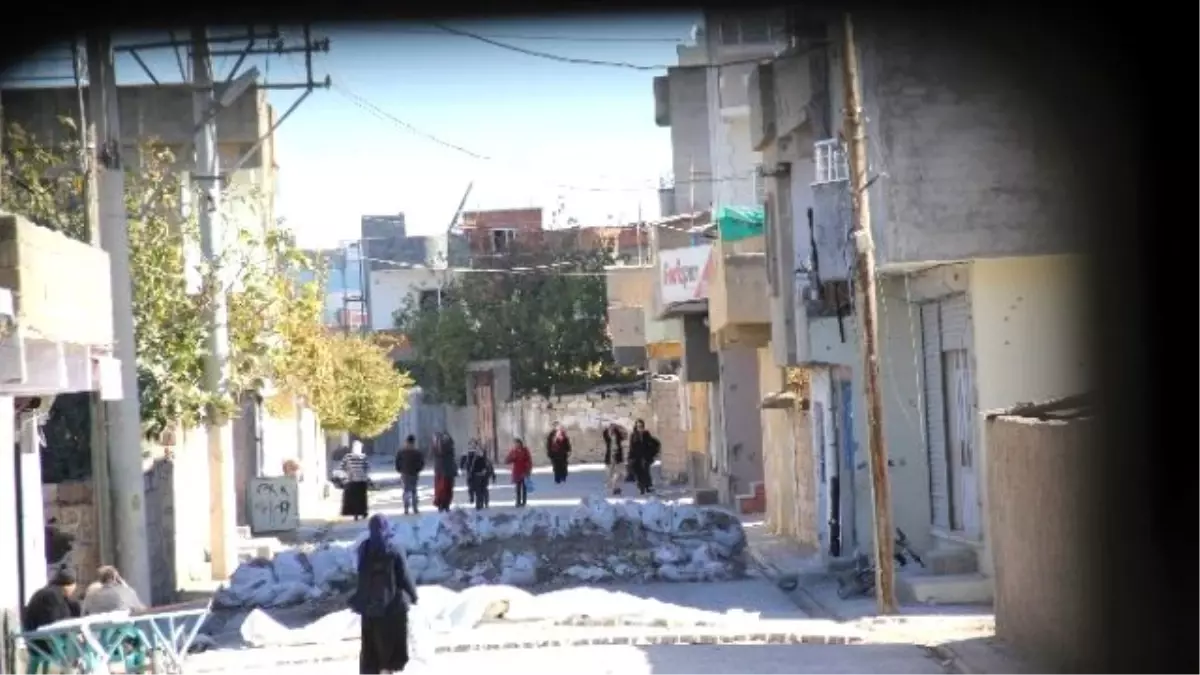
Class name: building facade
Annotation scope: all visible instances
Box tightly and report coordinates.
[751,15,1093,602]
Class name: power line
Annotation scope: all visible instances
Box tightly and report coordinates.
[392,27,686,43]
[430,22,827,72]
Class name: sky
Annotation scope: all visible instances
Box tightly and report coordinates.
[2,15,700,249]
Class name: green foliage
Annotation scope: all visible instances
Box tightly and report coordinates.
[1,121,414,445]
[310,333,414,438]
[395,242,628,405]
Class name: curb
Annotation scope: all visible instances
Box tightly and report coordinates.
[188,624,866,671]
[746,545,846,622]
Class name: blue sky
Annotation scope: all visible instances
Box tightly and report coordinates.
[3,15,699,248]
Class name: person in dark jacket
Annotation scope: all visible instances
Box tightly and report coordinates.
[352,514,418,674]
[545,424,572,484]
[602,422,628,496]
[431,432,458,512]
[628,419,661,495]
[395,435,425,515]
[23,568,80,673]
[461,441,497,510]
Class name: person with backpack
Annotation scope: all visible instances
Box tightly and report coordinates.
[602,422,628,496]
[504,438,534,508]
[463,443,497,510]
[628,419,661,495]
[351,514,419,674]
[394,435,425,516]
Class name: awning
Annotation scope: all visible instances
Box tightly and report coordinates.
[716,205,765,243]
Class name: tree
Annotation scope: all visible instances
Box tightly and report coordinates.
[311,333,413,438]
[1,120,413,454]
[395,238,634,405]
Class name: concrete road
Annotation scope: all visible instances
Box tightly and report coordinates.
[313,460,686,545]
[205,643,946,674]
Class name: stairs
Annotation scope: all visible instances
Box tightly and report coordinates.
[898,541,994,605]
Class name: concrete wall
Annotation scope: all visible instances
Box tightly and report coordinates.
[825,21,1086,267]
[664,67,713,214]
[0,399,14,671]
[986,412,1095,672]
[368,267,455,332]
[684,382,713,489]
[41,456,178,606]
[715,346,763,508]
[648,378,688,485]
[969,254,1093,575]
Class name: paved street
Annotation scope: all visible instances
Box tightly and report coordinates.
[203,643,948,674]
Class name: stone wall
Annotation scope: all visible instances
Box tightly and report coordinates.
[446,389,655,467]
[42,480,100,587]
[142,458,176,606]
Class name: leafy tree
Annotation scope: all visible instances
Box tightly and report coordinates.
[1,121,413,452]
[395,239,634,405]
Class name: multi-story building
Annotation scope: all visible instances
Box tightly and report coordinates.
[749,15,1092,604]
[459,207,543,257]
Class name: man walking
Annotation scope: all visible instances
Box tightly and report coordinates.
[395,434,425,515]
[545,424,573,484]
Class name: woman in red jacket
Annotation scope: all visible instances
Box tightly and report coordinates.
[504,438,534,508]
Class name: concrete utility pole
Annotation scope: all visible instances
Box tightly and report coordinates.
[840,13,898,614]
[85,33,152,601]
[191,26,238,580]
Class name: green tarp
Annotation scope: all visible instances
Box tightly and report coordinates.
[716,205,765,242]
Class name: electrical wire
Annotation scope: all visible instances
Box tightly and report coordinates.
[391,27,687,43]
[431,22,823,72]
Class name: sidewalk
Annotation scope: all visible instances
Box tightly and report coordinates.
[742,522,1035,674]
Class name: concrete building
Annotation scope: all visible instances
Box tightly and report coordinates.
[1,83,279,247]
[367,266,457,337]
[653,10,786,216]
[460,207,543,257]
[0,212,119,660]
[750,16,1092,603]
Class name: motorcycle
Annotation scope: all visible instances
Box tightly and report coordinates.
[836,528,926,599]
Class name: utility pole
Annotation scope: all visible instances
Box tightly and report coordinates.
[191,26,238,580]
[85,33,152,601]
[75,37,115,572]
[840,13,898,615]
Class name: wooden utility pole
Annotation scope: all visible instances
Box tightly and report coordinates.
[840,13,899,614]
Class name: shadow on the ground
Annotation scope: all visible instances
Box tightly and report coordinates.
[635,643,947,674]
[933,635,1041,674]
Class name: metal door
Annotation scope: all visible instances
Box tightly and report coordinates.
[920,302,952,530]
[471,371,498,462]
[944,347,980,537]
[833,373,857,553]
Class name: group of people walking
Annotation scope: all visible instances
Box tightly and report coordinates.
[602,418,661,496]
[338,418,661,521]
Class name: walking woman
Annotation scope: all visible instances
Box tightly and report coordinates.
[545,424,573,484]
[602,422,627,496]
[628,419,661,495]
[340,441,371,521]
[504,438,534,507]
[352,514,419,674]
[431,432,458,512]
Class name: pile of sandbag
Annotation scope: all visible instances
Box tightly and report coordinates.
[214,497,747,611]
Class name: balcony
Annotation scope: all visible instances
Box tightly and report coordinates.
[749,50,813,152]
[708,234,771,349]
[0,212,117,397]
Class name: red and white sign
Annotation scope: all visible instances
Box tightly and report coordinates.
[658,244,714,305]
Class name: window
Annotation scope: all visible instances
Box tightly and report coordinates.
[491,228,516,253]
[813,139,850,185]
[418,289,440,312]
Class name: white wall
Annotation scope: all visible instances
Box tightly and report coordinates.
[0,397,19,623]
[368,267,455,331]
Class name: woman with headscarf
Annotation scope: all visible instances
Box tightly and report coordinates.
[628,419,661,495]
[340,441,371,521]
[351,514,419,674]
[544,424,572,484]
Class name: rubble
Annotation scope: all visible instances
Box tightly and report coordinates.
[213,497,747,612]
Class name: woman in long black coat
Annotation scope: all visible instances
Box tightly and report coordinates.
[353,514,419,673]
[628,419,661,495]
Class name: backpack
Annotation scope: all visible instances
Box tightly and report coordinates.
[352,542,397,618]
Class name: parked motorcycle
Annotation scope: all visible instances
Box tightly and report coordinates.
[836,528,926,599]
